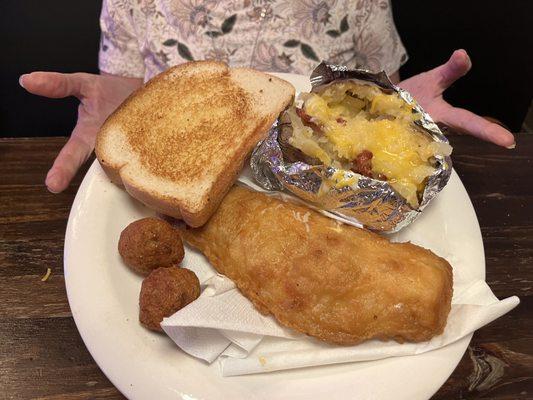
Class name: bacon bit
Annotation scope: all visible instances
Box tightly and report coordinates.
[351,150,374,178]
[295,107,311,123]
[41,267,52,282]
[295,107,323,134]
[351,151,388,180]
[336,117,347,126]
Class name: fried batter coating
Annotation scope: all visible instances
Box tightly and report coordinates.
[180,186,453,345]
[118,217,184,275]
[139,267,200,332]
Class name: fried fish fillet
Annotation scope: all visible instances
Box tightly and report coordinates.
[180,186,453,345]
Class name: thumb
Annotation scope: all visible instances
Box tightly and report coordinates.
[45,123,96,193]
[432,49,472,91]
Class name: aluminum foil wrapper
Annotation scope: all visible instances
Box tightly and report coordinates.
[250,63,452,232]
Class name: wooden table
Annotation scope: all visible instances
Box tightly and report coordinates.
[1,135,532,399]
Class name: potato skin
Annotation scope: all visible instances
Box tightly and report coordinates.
[139,267,200,332]
[118,217,184,275]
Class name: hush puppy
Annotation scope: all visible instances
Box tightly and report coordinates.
[139,267,200,332]
[118,217,184,275]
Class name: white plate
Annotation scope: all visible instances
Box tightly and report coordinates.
[64,73,484,400]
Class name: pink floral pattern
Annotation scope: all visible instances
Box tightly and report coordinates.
[278,0,336,39]
[164,0,219,39]
[99,0,407,81]
[253,41,294,72]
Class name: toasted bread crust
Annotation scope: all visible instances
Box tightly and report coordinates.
[95,61,295,226]
[96,61,230,181]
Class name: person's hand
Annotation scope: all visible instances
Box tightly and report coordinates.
[19,72,143,193]
[399,49,515,148]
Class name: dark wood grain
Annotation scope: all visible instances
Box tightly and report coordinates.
[0,136,531,400]
[433,134,533,400]
[0,138,123,400]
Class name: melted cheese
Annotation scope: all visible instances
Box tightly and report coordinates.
[288,82,452,207]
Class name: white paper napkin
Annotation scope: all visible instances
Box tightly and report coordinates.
[161,169,519,376]
[162,260,518,376]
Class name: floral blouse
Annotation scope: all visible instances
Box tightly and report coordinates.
[99,0,408,82]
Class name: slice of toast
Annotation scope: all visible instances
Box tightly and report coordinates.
[95,61,295,227]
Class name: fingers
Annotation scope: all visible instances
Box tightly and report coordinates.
[432,49,472,91]
[45,124,96,193]
[439,106,515,148]
[19,72,88,99]
[421,50,514,148]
